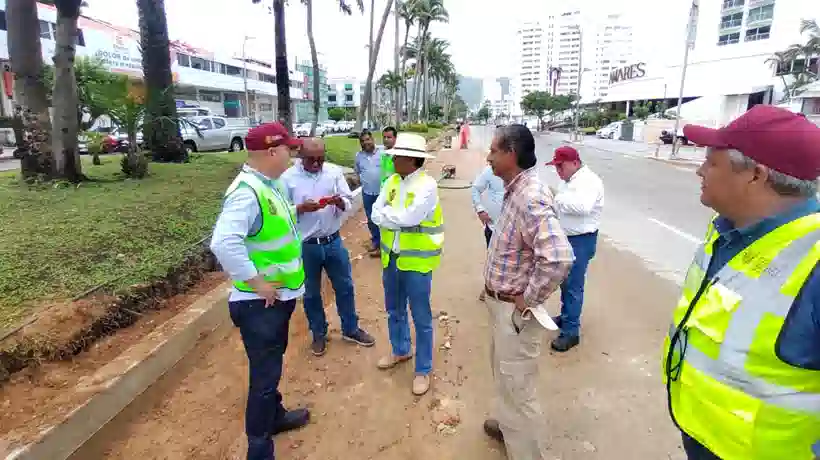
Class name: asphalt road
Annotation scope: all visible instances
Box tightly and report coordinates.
[469,126,713,284]
[0,159,19,172]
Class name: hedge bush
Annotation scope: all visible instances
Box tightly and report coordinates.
[401,123,429,133]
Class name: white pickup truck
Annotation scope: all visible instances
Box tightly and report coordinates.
[180,116,251,153]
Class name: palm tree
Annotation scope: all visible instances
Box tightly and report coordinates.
[51,0,85,182]
[354,0,395,132]
[6,0,53,179]
[303,0,363,136]
[411,0,448,122]
[769,18,820,100]
[377,70,404,124]
[422,37,450,120]
[398,0,418,124]
[252,0,293,133]
[137,0,185,162]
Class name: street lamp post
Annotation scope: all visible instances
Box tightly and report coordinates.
[671,1,699,159]
[571,25,585,142]
[242,35,255,119]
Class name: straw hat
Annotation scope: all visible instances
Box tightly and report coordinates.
[385,133,434,158]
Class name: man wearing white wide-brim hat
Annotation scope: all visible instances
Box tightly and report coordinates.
[371,132,444,396]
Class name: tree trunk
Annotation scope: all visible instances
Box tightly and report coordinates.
[365,0,375,129]
[273,0,292,133]
[52,0,83,182]
[137,0,184,162]
[401,23,411,125]
[355,0,394,132]
[7,0,54,180]
[306,0,320,136]
[421,57,429,122]
[393,0,401,126]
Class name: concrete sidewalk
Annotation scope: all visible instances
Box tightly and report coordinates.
[548,132,705,165]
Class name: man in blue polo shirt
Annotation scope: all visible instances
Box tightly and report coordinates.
[661,105,820,460]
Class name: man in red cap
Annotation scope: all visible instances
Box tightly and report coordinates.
[210,122,309,460]
[544,145,604,352]
[660,105,820,460]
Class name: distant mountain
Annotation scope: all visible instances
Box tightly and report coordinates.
[457,75,483,111]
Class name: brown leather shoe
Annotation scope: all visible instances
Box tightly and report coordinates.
[412,374,430,395]
[377,354,413,370]
[483,419,504,443]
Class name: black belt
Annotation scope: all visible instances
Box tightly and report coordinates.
[484,287,521,304]
[303,231,340,245]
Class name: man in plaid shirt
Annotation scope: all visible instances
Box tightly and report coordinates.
[482,124,575,459]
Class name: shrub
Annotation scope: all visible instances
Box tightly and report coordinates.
[427,121,444,129]
[401,123,429,133]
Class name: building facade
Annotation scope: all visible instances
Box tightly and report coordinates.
[514,8,634,104]
[604,0,817,127]
[294,59,328,123]
[0,1,305,123]
[326,77,364,111]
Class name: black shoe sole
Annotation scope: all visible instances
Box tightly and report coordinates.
[342,335,375,347]
[550,339,580,353]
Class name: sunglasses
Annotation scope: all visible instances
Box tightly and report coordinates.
[302,156,325,164]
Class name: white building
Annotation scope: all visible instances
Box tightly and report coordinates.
[604,0,819,127]
[514,8,634,104]
[0,1,305,122]
[326,77,365,110]
[481,77,516,118]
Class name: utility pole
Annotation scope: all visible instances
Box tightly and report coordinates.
[572,25,584,142]
[367,0,375,129]
[242,35,254,120]
[671,0,699,159]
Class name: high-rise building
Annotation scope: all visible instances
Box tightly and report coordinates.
[513,8,634,104]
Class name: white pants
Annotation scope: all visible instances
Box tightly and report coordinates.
[486,296,549,460]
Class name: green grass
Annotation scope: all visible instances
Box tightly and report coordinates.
[0,153,249,328]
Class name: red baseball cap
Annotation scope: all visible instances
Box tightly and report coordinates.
[683,105,820,181]
[245,122,303,151]
[546,145,581,166]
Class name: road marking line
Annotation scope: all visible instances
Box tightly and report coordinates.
[673,165,694,173]
[648,218,700,244]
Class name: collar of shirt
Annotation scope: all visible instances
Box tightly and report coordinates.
[566,165,590,183]
[504,167,537,198]
[399,168,424,183]
[242,164,275,186]
[706,197,820,277]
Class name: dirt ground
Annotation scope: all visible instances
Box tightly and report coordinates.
[68,148,688,460]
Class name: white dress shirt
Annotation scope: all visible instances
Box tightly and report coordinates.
[371,168,439,253]
[470,165,505,231]
[553,165,604,236]
[210,165,305,302]
[280,161,353,240]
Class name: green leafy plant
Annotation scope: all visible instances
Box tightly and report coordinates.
[90,75,149,178]
[401,123,429,133]
[83,130,106,165]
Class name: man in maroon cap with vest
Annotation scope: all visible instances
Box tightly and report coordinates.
[660,105,820,460]
[210,122,310,460]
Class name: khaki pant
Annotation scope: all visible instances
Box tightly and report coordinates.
[486,296,549,460]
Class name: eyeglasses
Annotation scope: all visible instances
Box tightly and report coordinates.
[302,156,324,164]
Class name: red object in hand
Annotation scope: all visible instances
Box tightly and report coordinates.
[317,196,335,207]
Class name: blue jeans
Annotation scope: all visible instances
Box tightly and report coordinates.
[362,193,380,248]
[558,231,598,337]
[382,255,434,375]
[681,432,721,460]
[228,298,297,460]
[302,236,359,338]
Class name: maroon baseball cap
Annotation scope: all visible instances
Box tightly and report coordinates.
[546,145,581,166]
[245,122,303,151]
[683,105,820,181]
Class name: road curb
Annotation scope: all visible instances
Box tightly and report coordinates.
[2,186,364,460]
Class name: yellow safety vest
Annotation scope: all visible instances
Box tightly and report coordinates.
[379,171,444,273]
[224,170,305,292]
[662,213,820,460]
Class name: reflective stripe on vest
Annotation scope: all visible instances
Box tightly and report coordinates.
[379,172,444,273]
[224,171,305,292]
[663,213,820,460]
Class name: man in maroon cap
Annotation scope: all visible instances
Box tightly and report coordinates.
[544,145,604,352]
[660,105,820,460]
[210,122,309,460]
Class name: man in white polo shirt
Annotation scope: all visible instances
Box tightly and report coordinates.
[545,145,604,352]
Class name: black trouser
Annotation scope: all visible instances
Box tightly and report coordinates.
[681,432,721,460]
[229,298,297,460]
[484,225,493,248]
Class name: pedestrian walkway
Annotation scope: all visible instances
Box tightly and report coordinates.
[68,147,686,460]
[547,132,705,165]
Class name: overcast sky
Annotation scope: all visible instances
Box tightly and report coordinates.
[86,0,689,80]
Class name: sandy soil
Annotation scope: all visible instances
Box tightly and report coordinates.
[65,149,690,460]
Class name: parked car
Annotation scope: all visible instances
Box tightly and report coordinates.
[179,116,251,153]
[596,121,622,139]
[78,126,143,154]
[659,129,689,145]
[294,122,326,137]
[323,121,338,133]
